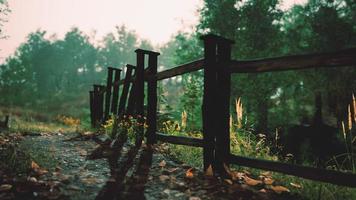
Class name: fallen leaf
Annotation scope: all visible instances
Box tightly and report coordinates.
[259,188,267,193]
[224,179,233,185]
[186,168,194,179]
[189,197,201,200]
[270,185,290,194]
[36,169,48,176]
[244,176,262,186]
[167,167,179,173]
[231,171,244,181]
[262,177,274,185]
[31,161,40,170]
[205,165,213,176]
[0,184,12,192]
[159,160,166,168]
[290,182,302,189]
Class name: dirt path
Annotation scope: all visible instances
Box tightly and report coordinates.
[1,132,302,200]
[19,133,110,200]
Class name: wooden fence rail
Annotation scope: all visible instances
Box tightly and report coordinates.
[89,33,356,188]
[229,154,356,187]
[229,47,356,73]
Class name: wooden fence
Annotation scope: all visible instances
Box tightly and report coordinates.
[89,34,356,187]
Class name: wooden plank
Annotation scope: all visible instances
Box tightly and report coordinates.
[156,133,204,147]
[118,65,134,115]
[201,35,218,171]
[89,91,95,127]
[146,53,159,144]
[104,67,114,121]
[93,85,103,126]
[229,48,356,73]
[126,74,137,116]
[134,49,145,147]
[229,154,356,187]
[98,85,106,124]
[110,68,121,115]
[105,58,203,90]
[215,39,233,172]
[155,59,204,80]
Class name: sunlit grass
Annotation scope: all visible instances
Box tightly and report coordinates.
[0,106,87,133]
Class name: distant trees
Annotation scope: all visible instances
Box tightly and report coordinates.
[0,0,10,40]
[0,0,354,128]
[282,0,356,126]
[174,0,356,133]
[0,26,153,113]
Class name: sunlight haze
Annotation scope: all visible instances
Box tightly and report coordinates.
[0,0,306,62]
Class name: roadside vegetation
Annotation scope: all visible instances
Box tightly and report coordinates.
[1,0,355,199]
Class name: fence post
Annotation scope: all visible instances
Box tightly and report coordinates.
[104,67,114,121]
[111,68,122,115]
[215,37,234,174]
[89,90,95,127]
[126,66,138,116]
[146,51,160,145]
[118,64,135,115]
[93,84,105,126]
[134,49,146,147]
[200,34,218,171]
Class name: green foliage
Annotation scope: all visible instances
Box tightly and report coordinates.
[0,26,154,118]
[0,0,10,40]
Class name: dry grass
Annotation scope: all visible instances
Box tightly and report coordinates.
[0,107,78,133]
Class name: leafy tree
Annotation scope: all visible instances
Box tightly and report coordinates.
[173,32,203,129]
[199,0,288,134]
[282,0,356,125]
[0,0,10,40]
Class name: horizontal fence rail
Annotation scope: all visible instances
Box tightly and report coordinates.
[99,59,204,95]
[229,154,356,187]
[229,47,356,73]
[156,133,204,147]
[155,59,204,80]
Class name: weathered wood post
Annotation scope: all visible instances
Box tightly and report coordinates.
[120,65,135,115]
[201,34,234,174]
[146,51,160,145]
[126,66,138,116]
[134,49,146,147]
[215,36,234,174]
[94,84,106,125]
[93,85,104,126]
[201,34,218,171]
[110,68,122,115]
[104,67,114,121]
[89,90,95,127]
[93,85,99,127]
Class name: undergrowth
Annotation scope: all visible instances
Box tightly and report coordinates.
[153,96,356,200]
